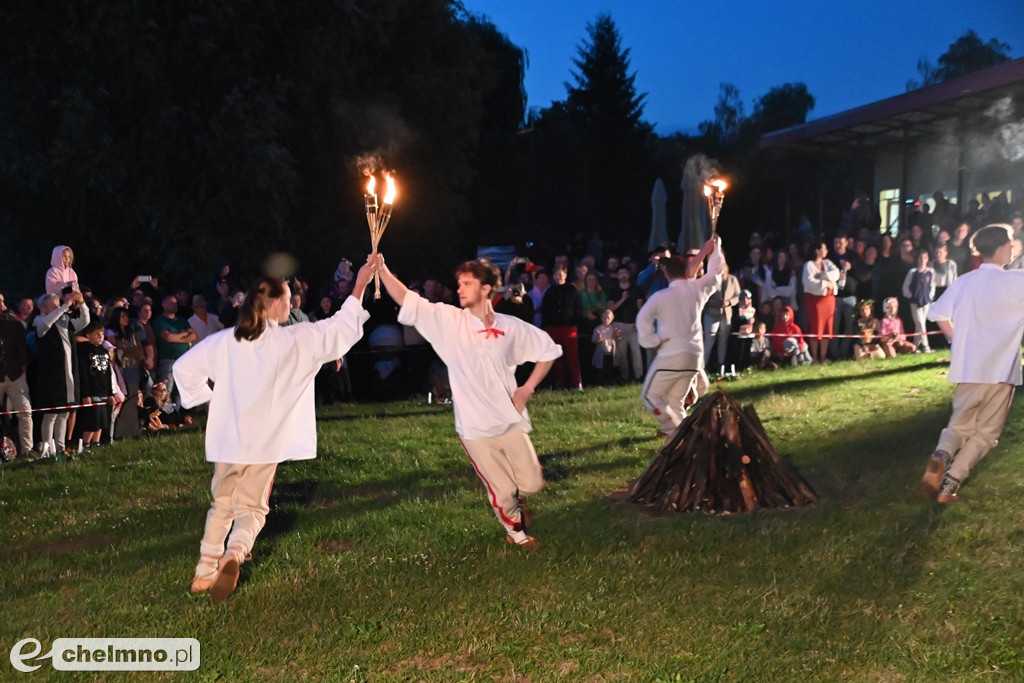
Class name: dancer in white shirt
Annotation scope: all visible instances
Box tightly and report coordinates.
[637,237,724,438]
[377,255,561,549]
[174,257,375,602]
[922,224,1024,503]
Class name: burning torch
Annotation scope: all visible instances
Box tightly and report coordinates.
[703,178,728,233]
[363,171,397,299]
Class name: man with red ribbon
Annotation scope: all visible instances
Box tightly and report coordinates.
[377,256,561,549]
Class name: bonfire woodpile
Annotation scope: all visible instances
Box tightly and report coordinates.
[628,389,817,514]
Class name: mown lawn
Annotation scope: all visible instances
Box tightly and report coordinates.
[3,352,1024,682]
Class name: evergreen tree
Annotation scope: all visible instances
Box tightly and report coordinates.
[565,14,647,140]
[540,13,653,241]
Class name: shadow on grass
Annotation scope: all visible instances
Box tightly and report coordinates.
[539,436,655,482]
[536,395,957,609]
[728,360,949,403]
[316,407,449,423]
[791,403,951,499]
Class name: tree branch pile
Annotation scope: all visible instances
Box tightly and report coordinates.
[628,389,817,514]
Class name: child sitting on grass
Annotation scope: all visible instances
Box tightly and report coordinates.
[853,299,886,360]
[878,297,917,356]
[769,306,811,366]
[143,381,193,431]
[748,321,777,370]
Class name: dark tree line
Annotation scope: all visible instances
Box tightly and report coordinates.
[0,1,528,294]
[0,5,1012,298]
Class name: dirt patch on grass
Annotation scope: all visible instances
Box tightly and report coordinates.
[558,633,588,646]
[606,486,632,503]
[316,538,354,554]
[386,651,485,675]
[31,535,116,556]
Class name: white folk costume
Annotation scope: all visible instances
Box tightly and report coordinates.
[637,246,724,436]
[397,291,561,541]
[173,295,369,591]
[925,263,1024,496]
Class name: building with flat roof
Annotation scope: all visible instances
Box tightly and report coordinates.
[760,57,1024,232]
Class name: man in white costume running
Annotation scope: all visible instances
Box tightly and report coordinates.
[377,256,561,549]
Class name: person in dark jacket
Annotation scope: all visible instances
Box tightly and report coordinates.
[32,290,90,456]
[540,266,583,390]
[0,307,35,457]
[495,282,537,386]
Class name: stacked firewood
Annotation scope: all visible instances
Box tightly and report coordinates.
[628,389,817,514]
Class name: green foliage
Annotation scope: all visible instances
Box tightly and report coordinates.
[909,29,1012,89]
[0,1,520,294]
[748,82,816,136]
[453,14,531,244]
[692,80,823,248]
[699,83,745,146]
[698,81,815,148]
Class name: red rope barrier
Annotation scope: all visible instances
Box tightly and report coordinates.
[0,401,117,417]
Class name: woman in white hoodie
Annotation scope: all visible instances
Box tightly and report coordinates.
[173,257,376,603]
[44,245,80,296]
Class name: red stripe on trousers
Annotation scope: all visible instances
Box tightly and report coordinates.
[458,437,518,530]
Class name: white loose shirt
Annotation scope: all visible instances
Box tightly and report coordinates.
[802,259,840,296]
[636,248,724,358]
[187,312,224,342]
[173,296,369,463]
[397,291,562,439]
[928,263,1024,385]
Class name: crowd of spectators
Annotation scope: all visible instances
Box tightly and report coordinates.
[728,190,1023,370]
[1,190,1020,460]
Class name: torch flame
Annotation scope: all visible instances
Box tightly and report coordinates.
[366,174,376,195]
[383,173,397,205]
[703,185,712,197]
[711,178,728,192]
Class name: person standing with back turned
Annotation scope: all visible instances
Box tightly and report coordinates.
[173,257,376,603]
[376,255,562,549]
[637,236,724,439]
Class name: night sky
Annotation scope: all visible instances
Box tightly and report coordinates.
[461,0,1024,134]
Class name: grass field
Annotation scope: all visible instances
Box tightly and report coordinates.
[3,352,1024,682]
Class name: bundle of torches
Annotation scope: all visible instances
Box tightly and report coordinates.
[361,171,719,299]
[363,171,397,299]
[703,178,728,233]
